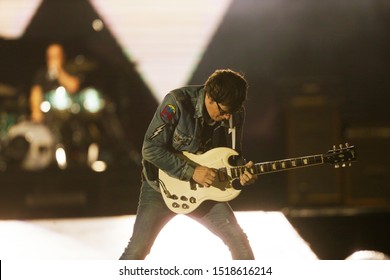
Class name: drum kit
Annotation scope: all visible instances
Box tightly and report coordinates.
[0,83,108,172]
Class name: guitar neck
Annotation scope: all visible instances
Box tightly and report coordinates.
[229,154,324,178]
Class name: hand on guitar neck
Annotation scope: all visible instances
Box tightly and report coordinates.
[192,161,257,188]
[238,161,257,186]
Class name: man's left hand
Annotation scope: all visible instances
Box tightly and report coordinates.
[239,161,258,186]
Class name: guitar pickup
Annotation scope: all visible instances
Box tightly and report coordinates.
[217,168,229,182]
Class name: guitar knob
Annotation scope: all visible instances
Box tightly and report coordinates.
[334,164,340,168]
[182,204,189,209]
[172,202,180,208]
[189,197,196,204]
[180,196,188,201]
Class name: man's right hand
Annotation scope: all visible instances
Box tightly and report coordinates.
[192,166,216,188]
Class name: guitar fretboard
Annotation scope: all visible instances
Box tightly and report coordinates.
[228,154,324,178]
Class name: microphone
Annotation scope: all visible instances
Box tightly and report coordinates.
[48,67,58,80]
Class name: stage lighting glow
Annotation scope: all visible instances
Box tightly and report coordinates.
[91,160,107,172]
[0,0,42,38]
[55,146,67,170]
[70,103,81,114]
[145,211,318,260]
[0,211,317,260]
[90,0,233,101]
[40,101,51,113]
[1,0,233,101]
[87,143,107,172]
[81,88,104,113]
[50,87,72,110]
[87,143,99,165]
[92,19,104,31]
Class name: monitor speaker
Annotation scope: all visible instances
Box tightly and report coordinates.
[286,95,343,205]
[344,125,390,206]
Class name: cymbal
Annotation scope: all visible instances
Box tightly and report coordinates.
[0,83,16,97]
[66,58,98,73]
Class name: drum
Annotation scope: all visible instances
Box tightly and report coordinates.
[0,93,21,141]
[0,111,18,141]
[43,86,105,117]
[78,87,105,114]
[42,86,73,120]
[5,121,55,170]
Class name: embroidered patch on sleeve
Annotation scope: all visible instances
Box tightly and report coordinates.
[149,123,167,140]
[160,104,176,122]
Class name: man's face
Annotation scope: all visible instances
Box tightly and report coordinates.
[205,94,232,122]
[46,44,65,69]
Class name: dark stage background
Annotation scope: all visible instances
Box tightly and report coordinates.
[0,0,389,259]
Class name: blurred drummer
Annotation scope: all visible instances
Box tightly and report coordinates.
[29,43,80,122]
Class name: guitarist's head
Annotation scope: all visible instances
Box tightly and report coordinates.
[204,69,247,122]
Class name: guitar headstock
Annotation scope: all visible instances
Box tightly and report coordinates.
[324,143,357,167]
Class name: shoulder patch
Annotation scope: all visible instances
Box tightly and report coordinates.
[161,104,176,122]
[149,123,167,140]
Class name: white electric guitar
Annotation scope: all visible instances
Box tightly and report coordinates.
[158,144,356,214]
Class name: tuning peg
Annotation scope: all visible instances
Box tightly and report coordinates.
[345,142,349,147]
[333,145,336,151]
[334,164,340,168]
[342,163,346,167]
[339,144,343,149]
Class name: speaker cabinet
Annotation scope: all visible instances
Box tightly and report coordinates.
[286,95,342,205]
[344,125,390,206]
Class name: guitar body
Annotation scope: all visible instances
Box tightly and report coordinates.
[158,147,241,214]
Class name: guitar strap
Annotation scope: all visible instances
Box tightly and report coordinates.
[228,115,236,150]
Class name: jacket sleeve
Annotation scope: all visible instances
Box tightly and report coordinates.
[142,93,196,181]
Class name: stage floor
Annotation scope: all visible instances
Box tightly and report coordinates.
[0,211,318,260]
